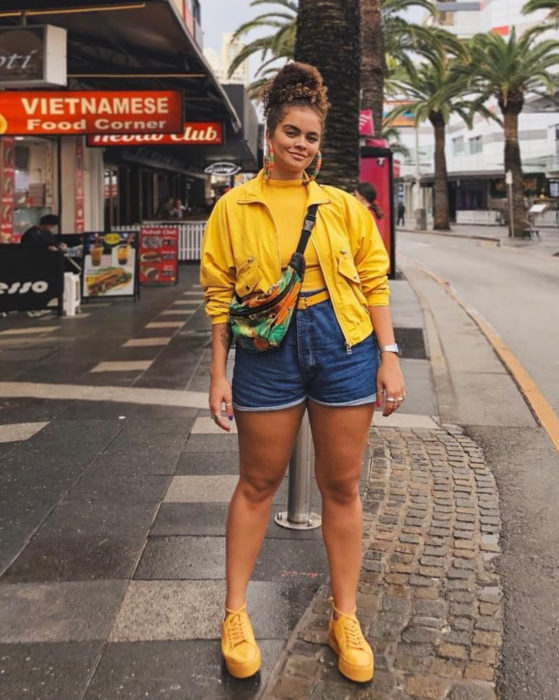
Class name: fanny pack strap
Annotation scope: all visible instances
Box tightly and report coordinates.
[295,204,320,256]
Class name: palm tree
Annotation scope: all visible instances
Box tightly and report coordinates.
[227,0,297,96]
[388,52,489,230]
[466,28,559,236]
[522,0,559,22]
[295,0,361,190]
[360,0,438,136]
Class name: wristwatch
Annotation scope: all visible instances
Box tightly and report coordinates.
[379,343,400,356]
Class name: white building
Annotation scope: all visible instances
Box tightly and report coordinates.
[395,1,559,224]
[203,33,249,86]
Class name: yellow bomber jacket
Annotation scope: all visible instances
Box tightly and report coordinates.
[200,170,390,348]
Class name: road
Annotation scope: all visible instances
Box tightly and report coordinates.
[399,232,559,417]
[400,230,559,700]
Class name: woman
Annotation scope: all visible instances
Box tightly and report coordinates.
[201,62,404,684]
[355,181,384,223]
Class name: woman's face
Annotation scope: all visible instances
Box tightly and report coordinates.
[267,106,322,180]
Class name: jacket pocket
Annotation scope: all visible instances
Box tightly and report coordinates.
[236,257,262,296]
[337,250,361,284]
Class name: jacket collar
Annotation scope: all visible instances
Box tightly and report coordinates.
[238,170,331,206]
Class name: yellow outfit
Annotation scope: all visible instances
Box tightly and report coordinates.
[201,170,390,348]
[262,178,327,291]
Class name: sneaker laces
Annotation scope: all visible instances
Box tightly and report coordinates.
[227,611,251,648]
[341,615,367,650]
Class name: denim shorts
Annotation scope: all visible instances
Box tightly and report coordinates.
[232,291,379,411]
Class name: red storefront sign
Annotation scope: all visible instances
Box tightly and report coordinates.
[0,91,183,135]
[139,225,178,285]
[74,137,84,233]
[1,136,15,242]
[87,122,223,147]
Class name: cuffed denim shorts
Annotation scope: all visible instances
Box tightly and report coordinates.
[232,290,379,411]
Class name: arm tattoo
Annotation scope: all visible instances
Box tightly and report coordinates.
[219,324,232,353]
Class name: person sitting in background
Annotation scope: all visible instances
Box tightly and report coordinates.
[355,182,384,222]
[157,197,176,219]
[21,214,66,252]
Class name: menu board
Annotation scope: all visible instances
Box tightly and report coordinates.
[139,225,178,285]
[82,231,138,298]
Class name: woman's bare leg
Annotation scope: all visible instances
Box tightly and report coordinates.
[308,401,375,614]
[226,403,306,610]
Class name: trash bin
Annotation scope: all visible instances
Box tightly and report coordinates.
[415,208,427,230]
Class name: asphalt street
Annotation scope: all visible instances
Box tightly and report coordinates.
[399,228,559,700]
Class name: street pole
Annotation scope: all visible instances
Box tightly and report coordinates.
[506,169,513,237]
[275,411,321,531]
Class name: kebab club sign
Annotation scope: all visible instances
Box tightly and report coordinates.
[87,122,223,146]
[0,91,183,135]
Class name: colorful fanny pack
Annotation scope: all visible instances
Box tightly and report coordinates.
[229,204,320,352]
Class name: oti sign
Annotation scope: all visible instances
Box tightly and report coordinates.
[0,91,183,135]
[0,25,67,87]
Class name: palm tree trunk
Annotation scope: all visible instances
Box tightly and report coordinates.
[503,109,525,238]
[360,0,385,137]
[296,0,360,191]
[430,112,450,230]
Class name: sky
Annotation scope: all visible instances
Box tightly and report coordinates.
[200,0,279,80]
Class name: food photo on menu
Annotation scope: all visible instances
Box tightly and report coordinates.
[83,232,136,297]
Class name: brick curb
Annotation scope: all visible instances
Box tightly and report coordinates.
[263,423,502,700]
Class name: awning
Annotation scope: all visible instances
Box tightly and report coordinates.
[0,0,241,130]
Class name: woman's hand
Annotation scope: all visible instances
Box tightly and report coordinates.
[376,353,405,417]
[209,374,234,432]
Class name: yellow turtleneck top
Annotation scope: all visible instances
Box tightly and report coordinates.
[262,178,327,291]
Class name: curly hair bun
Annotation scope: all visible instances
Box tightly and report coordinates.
[262,62,330,122]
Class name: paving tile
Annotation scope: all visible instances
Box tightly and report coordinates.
[1,503,158,582]
[373,412,439,429]
[164,475,238,503]
[135,535,327,583]
[184,433,239,452]
[151,503,229,536]
[89,360,153,373]
[159,309,193,316]
[145,321,185,329]
[134,535,225,580]
[183,292,204,297]
[0,326,60,335]
[104,417,191,452]
[0,641,103,700]
[63,473,171,505]
[109,579,318,641]
[191,416,238,434]
[0,421,49,443]
[175,450,239,475]
[84,639,284,700]
[0,397,71,422]
[84,451,180,477]
[56,401,140,419]
[122,337,172,347]
[171,300,200,305]
[0,580,127,642]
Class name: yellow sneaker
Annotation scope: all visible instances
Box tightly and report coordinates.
[328,601,374,683]
[221,604,261,679]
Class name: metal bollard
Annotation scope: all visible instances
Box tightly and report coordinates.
[275,410,322,530]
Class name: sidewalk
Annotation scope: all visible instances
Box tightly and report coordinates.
[398,221,559,258]
[0,265,503,699]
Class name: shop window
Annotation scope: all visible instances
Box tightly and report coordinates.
[452,136,464,155]
[469,136,483,155]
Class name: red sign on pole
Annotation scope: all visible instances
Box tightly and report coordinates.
[74,137,85,233]
[139,225,179,285]
[1,136,15,242]
[0,91,183,135]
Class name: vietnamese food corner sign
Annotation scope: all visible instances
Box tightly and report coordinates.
[0,91,183,135]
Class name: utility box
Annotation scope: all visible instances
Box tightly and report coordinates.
[415,208,427,231]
